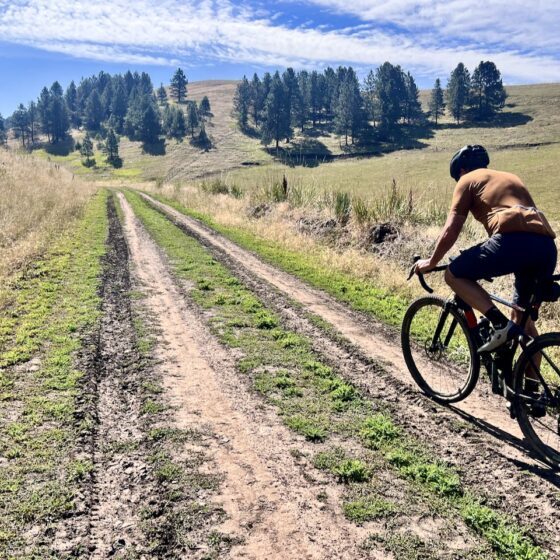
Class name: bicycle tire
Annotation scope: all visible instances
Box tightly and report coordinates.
[513,332,560,469]
[401,296,480,403]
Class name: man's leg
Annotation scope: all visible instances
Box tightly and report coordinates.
[444,268,494,314]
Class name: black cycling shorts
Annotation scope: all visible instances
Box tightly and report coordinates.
[448,232,557,307]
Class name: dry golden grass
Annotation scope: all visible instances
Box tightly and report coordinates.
[0,148,97,279]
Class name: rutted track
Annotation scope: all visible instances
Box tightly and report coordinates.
[141,192,560,555]
[118,192,377,560]
[56,196,157,557]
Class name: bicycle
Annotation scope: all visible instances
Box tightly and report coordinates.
[401,255,560,469]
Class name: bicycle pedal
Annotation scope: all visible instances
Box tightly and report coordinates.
[506,401,517,419]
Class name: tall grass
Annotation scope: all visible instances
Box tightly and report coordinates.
[0,149,97,279]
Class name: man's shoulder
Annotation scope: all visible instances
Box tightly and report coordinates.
[461,168,522,186]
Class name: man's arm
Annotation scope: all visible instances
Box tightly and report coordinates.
[429,213,467,265]
[415,179,471,274]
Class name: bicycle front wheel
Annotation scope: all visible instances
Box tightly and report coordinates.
[513,333,560,469]
[401,296,479,403]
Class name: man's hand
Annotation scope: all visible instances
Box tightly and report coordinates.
[414,258,435,275]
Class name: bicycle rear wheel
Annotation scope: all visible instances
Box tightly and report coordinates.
[401,296,479,403]
[513,333,560,469]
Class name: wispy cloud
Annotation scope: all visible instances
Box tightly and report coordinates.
[0,0,559,83]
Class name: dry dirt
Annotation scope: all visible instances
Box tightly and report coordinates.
[140,192,560,556]
[118,192,381,560]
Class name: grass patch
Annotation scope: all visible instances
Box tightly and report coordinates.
[343,497,395,523]
[0,190,109,555]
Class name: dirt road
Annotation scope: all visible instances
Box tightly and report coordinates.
[118,192,380,559]
[139,192,560,555]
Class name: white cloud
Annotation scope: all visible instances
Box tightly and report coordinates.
[301,0,560,55]
[0,0,559,83]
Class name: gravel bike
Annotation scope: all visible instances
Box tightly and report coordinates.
[401,256,560,469]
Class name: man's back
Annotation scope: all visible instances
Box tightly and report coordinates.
[451,168,555,238]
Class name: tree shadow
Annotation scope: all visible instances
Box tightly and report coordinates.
[240,124,261,139]
[302,122,333,138]
[43,136,75,156]
[142,138,166,156]
[265,138,333,167]
[439,111,533,130]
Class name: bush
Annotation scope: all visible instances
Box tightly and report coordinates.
[230,184,243,199]
[352,196,371,226]
[201,179,229,195]
[334,191,351,225]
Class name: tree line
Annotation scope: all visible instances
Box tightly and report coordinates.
[233,61,507,149]
[1,67,212,166]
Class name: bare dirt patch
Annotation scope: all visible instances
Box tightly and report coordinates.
[143,193,560,556]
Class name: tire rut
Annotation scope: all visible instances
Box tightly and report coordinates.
[142,192,560,555]
[118,192,381,560]
[55,196,156,558]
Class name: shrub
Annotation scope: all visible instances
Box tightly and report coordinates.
[334,191,351,225]
[201,179,229,195]
[352,196,371,226]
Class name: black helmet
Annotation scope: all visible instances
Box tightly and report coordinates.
[449,145,490,181]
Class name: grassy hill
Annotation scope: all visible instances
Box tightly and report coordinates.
[34,80,271,184]
[30,80,560,218]
[223,82,560,219]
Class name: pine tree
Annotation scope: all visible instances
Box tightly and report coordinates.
[374,62,408,134]
[362,70,379,127]
[196,123,211,150]
[105,128,120,166]
[139,72,154,97]
[186,102,199,138]
[173,107,187,139]
[50,81,64,98]
[0,114,6,145]
[65,81,79,127]
[124,95,161,144]
[85,90,104,131]
[37,87,52,142]
[429,78,445,124]
[199,96,211,118]
[446,63,471,124]
[323,67,339,118]
[309,71,321,126]
[170,68,188,103]
[334,69,364,145]
[470,61,507,119]
[163,106,186,140]
[260,72,291,150]
[233,76,251,129]
[111,82,128,132]
[403,72,423,125]
[12,104,29,147]
[27,101,38,145]
[282,68,297,142]
[80,132,95,166]
[249,74,264,126]
[293,71,310,132]
[101,80,114,119]
[50,92,70,143]
[157,83,168,107]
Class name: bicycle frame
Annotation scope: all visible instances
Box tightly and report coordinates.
[434,285,555,405]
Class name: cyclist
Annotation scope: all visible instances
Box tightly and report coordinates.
[413,145,557,352]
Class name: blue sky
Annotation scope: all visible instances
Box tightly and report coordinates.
[1,0,560,116]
